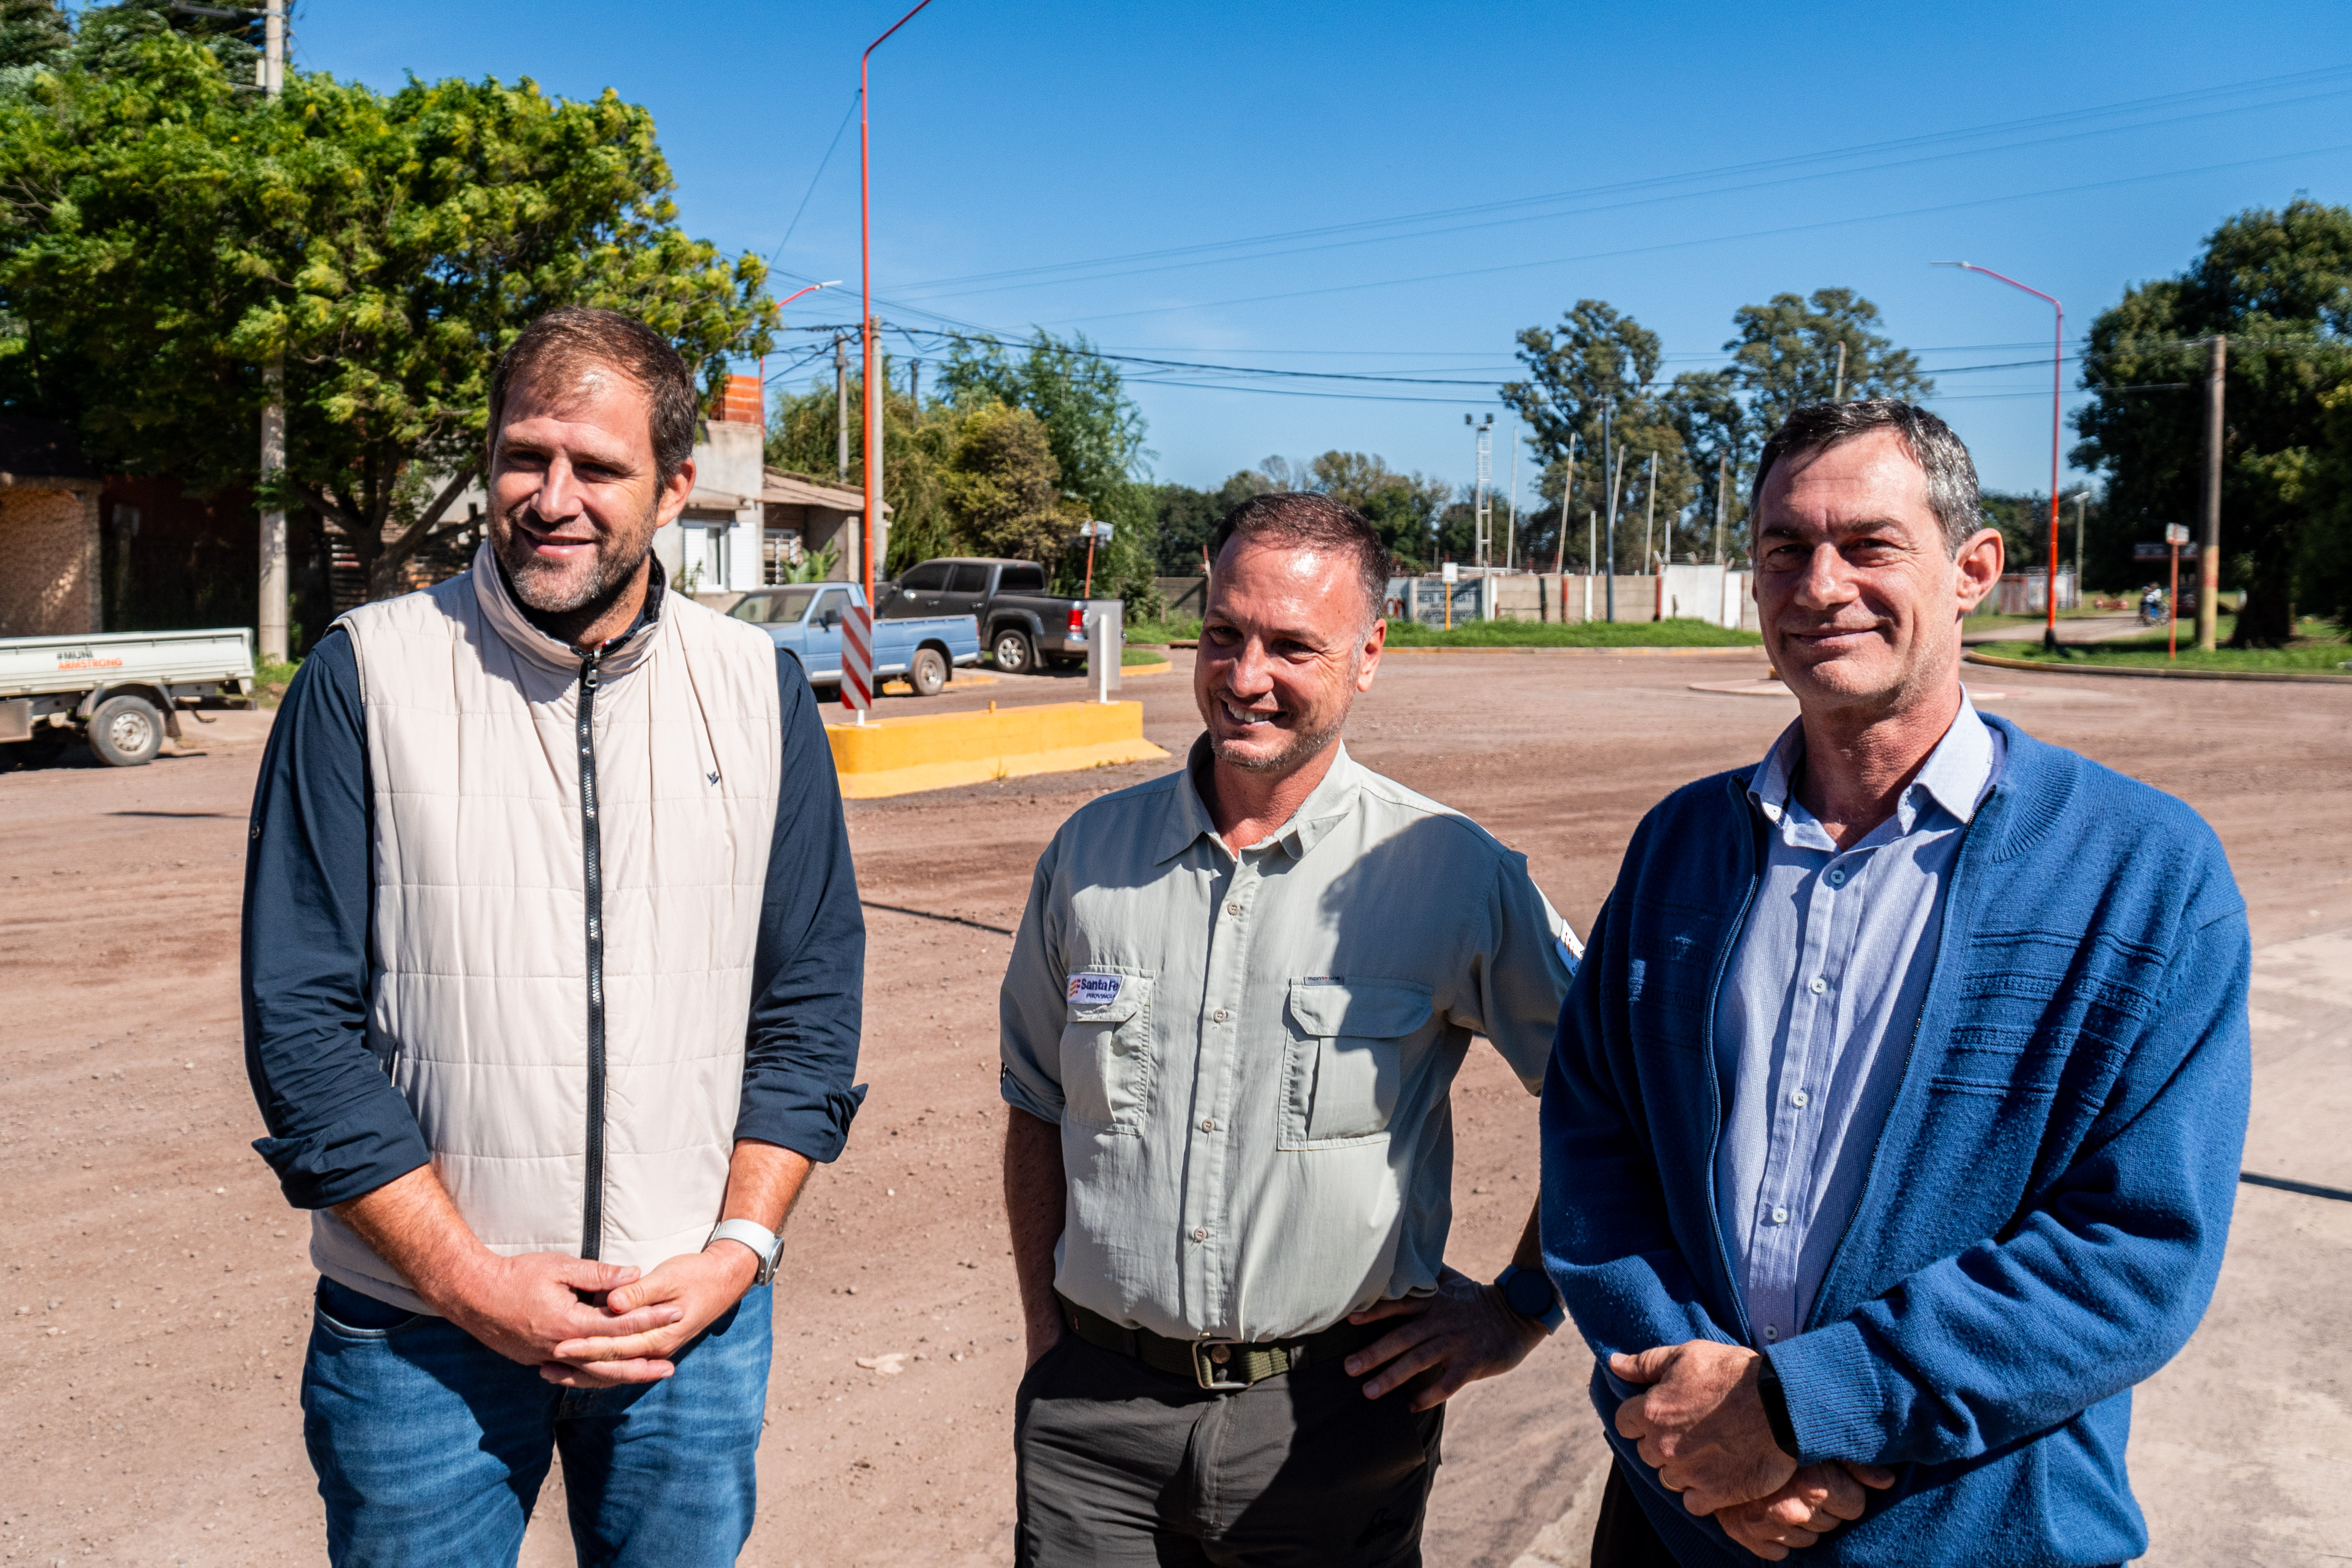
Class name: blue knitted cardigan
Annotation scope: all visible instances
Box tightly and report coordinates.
[1539,714,2250,1567]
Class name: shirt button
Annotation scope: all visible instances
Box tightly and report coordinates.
[1212,1009,1229,1023]
[1790,1089,1810,1109]
[1191,1227,1208,1242]
[1770,1205,1791,1225]
[1763,1325,1780,1343]
[1808,976,1827,994]
[1201,1118,1217,1133]
[1826,868,1847,888]
[1226,902,1242,916]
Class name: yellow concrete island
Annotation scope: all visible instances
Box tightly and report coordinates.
[825,699,1168,799]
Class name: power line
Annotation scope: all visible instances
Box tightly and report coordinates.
[768,93,861,266]
[883,65,2352,302]
[1045,139,2352,327]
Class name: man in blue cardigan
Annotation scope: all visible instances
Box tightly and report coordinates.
[1540,401,2250,1566]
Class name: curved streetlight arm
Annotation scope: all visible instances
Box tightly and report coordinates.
[1934,261,2066,651]
[774,279,842,311]
[859,0,939,608]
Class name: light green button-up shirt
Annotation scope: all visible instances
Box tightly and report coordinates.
[999,740,1579,1343]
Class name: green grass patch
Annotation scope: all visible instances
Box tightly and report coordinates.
[255,656,301,709]
[1976,621,2349,674]
[1384,617,1761,649]
[1120,645,1168,666]
[1125,619,1201,646]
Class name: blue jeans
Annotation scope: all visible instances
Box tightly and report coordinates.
[302,1275,771,1568]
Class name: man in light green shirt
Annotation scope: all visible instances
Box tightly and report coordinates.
[1001,493,1579,1567]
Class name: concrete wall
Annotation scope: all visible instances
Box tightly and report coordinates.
[1485,567,1754,629]
[0,484,101,636]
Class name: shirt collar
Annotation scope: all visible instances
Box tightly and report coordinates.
[1747,689,2000,839]
[1158,735,1366,865]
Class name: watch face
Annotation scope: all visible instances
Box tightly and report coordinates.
[1505,1268,1555,1318]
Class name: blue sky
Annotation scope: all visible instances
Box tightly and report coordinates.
[292,0,2352,505]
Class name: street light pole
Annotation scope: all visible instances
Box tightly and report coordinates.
[859,0,936,605]
[256,0,287,660]
[1936,261,2066,653]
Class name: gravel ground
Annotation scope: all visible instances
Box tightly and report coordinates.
[2,647,2345,1566]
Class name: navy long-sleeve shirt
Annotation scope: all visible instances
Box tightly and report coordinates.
[240,619,865,1212]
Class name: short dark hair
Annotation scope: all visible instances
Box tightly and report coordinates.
[1750,401,1982,554]
[487,307,700,489]
[1209,492,1390,622]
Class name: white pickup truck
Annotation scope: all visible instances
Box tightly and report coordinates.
[0,627,257,767]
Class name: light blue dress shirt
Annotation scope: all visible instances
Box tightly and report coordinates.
[1713,695,2004,1348]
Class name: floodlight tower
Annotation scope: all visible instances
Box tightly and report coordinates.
[1466,413,1494,572]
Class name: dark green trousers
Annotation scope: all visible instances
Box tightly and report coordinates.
[1014,1331,1444,1567]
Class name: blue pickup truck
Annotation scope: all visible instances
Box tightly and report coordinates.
[723,582,980,697]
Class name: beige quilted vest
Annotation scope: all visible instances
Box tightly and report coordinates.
[311,542,783,1314]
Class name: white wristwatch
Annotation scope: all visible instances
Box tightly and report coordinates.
[707,1218,785,1287]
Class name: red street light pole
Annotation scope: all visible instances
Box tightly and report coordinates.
[757,279,839,430]
[1935,261,2066,654]
[860,0,936,610]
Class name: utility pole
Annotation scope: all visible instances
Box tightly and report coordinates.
[1466,414,1493,572]
[1646,454,1665,576]
[1713,451,1729,565]
[1832,341,1847,402]
[833,333,850,481]
[2070,490,2089,596]
[1504,419,1519,572]
[1552,434,1574,576]
[1600,400,1616,621]
[255,0,287,659]
[2198,334,2225,651]
[909,358,920,404]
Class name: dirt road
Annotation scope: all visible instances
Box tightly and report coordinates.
[3,649,2346,1566]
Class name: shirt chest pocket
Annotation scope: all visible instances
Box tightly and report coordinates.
[1279,978,1434,1150]
[1058,972,1156,1134]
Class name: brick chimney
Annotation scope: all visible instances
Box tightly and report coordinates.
[716,373,764,425]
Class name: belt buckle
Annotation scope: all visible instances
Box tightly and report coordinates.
[1191,1339,1249,1391]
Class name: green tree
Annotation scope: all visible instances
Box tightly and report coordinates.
[2071,199,2352,644]
[0,0,69,74]
[941,328,1159,609]
[1725,288,1930,435]
[0,34,774,602]
[765,366,961,577]
[72,0,260,80]
[1500,300,1695,571]
[940,402,1066,564]
[1307,450,1448,571]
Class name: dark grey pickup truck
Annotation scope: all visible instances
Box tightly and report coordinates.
[878,557,1088,675]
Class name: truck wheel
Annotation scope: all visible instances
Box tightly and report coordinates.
[908,648,948,697]
[88,695,164,767]
[991,628,1035,674]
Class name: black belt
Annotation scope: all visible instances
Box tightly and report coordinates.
[1060,1294,1388,1392]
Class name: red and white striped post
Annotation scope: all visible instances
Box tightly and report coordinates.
[840,602,874,722]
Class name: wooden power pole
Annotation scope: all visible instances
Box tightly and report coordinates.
[833,334,850,481]
[2198,335,2225,652]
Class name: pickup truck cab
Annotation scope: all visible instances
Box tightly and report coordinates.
[725,582,979,697]
[879,557,1088,675]
[0,626,257,767]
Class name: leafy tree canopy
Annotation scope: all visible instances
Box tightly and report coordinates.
[2071,197,2352,643]
[0,31,775,601]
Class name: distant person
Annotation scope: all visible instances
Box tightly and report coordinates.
[241,307,865,1565]
[1540,401,2249,1565]
[998,493,1580,1567]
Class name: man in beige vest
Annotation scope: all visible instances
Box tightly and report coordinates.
[242,308,865,1565]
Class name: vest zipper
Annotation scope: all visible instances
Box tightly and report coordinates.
[576,645,608,1261]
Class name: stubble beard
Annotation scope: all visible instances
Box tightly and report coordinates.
[495,501,658,628]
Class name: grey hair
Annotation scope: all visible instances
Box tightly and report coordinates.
[1749,401,1983,555]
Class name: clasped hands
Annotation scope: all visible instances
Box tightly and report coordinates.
[1612,1340,1894,1561]
[431,1242,759,1388]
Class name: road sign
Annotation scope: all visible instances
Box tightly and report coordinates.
[1077,520,1114,540]
[1441,562,1459,584]
[2134,541,2200,559]
[2164,522,2191,544]
[840,602,873,720]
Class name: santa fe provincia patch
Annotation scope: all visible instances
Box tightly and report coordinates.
[1067,973,1122,1006]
